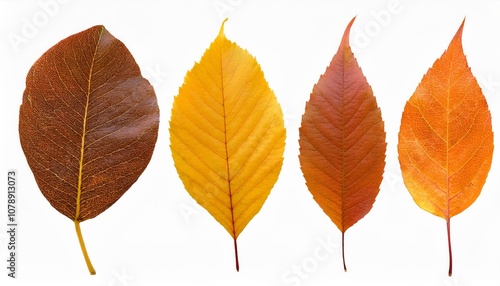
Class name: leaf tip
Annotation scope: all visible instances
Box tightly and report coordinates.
[458,17,465,31]
[349,15,357,26]
[89,24,106,33]
[340,16,356,48]
[453,18,466,43]
[218,18,229,38]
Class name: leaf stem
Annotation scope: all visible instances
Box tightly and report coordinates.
[74,220,96,275]
[342,232,347,272]
[233,237,239,272]
[447,218,452,276]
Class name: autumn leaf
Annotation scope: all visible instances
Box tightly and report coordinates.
[18,25,160,275]
[398,19,494,276]
[298,17,386,271]
[169,19,285,271]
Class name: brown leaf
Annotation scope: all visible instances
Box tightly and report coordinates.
[19,25,159,274]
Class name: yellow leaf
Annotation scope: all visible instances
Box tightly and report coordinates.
[169,19,286,271]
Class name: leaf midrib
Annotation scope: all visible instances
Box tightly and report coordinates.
[75,27,104,221]
[218,35,237,239]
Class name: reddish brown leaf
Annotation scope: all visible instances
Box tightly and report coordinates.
[298,17,386,271]
[398,19,493,276]
[19,25,159,274]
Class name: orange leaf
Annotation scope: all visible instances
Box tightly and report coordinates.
[19,25,160,274]
[298,17,386,271]
[169,19,285,271]
[398,19,494,276]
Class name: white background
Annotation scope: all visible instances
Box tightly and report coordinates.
[1,0,500,285]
